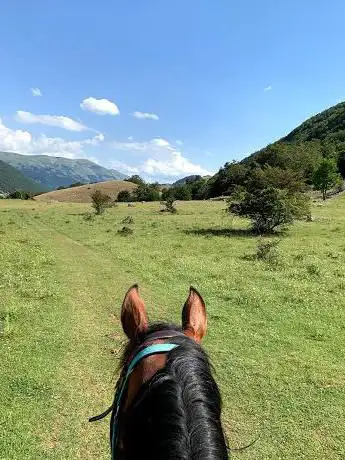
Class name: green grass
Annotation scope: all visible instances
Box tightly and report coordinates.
[1,197,344,459]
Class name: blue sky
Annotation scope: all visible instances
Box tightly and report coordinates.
[1,1,345,181]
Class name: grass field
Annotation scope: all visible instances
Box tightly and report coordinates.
[1,197,344,459]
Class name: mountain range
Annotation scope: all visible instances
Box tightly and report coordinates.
[0,151,126,191]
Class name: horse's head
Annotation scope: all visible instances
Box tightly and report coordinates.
[106,285,228,459]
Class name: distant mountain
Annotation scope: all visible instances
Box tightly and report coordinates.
[0,159,45,194]
[0,152,127,190]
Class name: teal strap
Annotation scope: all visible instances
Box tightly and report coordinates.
[128,343,179,373]
[111,342,179,457]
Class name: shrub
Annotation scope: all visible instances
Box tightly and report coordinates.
[256,238,280,263]
[83,213,94,221]
[161,196,177,214]
[91,190,111,215]
[121,216,134,224]
[117,190,133,202]
[118,226,134,236]
[228,187,310,234]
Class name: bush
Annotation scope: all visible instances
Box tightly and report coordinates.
[121,216,134,224]
[117,190,133,202]
[91,190,111,215]
[228,187,310,234]
[8,190,33,200]
[118,226,134,236]
[161,196,177,213]
[256,239,280,263]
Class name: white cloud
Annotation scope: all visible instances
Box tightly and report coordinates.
[264,85,272,92]
[15,110,88,132]
[132,111,159,121]
[110,136,212,179]
[31,87,42,97]
[128,136,134,141]
[0,117,103,159]
[80,97,120,116]
[111,137,172,152]
[176,139,183,146]
[141,152,211,177]
[110,160,139,175]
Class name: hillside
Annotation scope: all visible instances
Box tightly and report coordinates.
[0,159,45,194]
[283,101,345,144]
[208,102,345,197]
[0,152,126,190]
[34,180,137,203]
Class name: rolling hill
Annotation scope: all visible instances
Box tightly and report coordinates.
[34,180,137,203]
[0,160,45,194]
[0,151,126,190]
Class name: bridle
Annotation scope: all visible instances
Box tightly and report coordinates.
[90,330,185,459]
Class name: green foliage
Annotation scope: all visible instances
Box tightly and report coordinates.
[117,190,133,202]
[125,174,145,185]
[312,158,341,200]
[256,238,280,263]
[337,149,345,178]
[161,196,177,213]
[134,183,160,202]
[228,187,310,234]
[91,190,112,215]
[121,216,134,224]
[245,165,307,194]
[173,185,192,200]
[118,226,134,236]
[8,190,33,200]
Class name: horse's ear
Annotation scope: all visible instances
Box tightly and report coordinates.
[182,287,207,343]
[121,284,148,340]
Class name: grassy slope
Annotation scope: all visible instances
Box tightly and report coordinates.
[0,198,344,459]
[34,180,137,203]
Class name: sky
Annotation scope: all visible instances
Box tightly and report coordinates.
[1,1,345,182]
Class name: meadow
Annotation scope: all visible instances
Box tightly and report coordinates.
[0,197,344,459]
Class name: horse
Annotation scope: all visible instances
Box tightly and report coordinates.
[91,284,229,459]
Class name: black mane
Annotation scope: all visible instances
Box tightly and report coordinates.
[118,323,228,459]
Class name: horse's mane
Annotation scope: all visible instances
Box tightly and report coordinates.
[118,323,228,459]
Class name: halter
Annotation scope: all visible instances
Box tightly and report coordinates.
[90,330,183,459]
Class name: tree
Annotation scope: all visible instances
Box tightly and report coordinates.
[312,158,341,200]
[91,190,111,214]
[117,190,132,202]
[173,185,192,200]
[125,175,145,185]
[134,183,160,201]
[228,187,310,234]
[161,196,177,213]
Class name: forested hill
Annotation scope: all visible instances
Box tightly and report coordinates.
[282,102,345,144]
[0,160,45,194]
[207,102,345,198]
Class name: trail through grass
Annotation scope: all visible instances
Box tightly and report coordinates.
[1,198,344,459]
